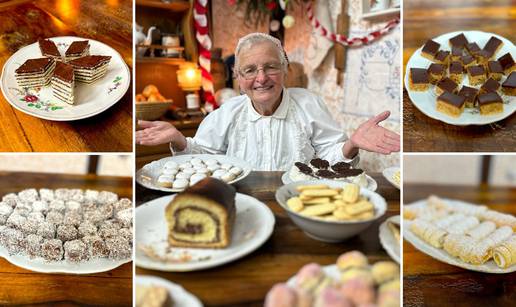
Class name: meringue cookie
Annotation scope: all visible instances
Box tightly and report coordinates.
[207,165,220,172]
[204,159,219,166]
[229,166,243,176]
[179,162,192,170]
[195,168,210,175]
[164,161,178,169]
[212,169,227,178]
[190,158,203,166]
[157,175,174,188]
[220,163,232,170]
[190,174,207,185]
[172,179,189,189]
[162,168,178,176]
[221,173,236,182]
[182,168,196,175]
[176,172,192,179]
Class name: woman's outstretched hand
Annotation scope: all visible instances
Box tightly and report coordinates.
[350,111,400,155]
[136,120,187,150]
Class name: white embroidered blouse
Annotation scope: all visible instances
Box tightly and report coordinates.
[174,88,358,171]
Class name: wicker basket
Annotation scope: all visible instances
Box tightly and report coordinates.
[136,100,173,120]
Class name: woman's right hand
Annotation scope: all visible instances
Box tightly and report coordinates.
[136,120,187,150]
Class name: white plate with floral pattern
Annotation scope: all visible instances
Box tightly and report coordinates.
[136,275,203,307]
[135,193,275,272]
[0,36,130,121]
[404,30,516,125]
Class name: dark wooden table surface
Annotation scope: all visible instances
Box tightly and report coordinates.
[0,0,132,152]
[403,0,516,152]
[0,172,133,306]
[403,183,516,307]
[136,171,400,306]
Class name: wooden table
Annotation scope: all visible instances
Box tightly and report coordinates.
[403,183,516,307]
[0,172,133,306]
[0,0,132,152]
[136,171,400,306]
[403,0,516,152]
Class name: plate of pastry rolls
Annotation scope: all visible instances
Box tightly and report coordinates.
[403,195,516,273]
[380,215,400,264]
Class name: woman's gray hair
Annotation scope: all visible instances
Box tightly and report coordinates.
[234,32,289,72]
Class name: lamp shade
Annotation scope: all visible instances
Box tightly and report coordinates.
[176,62,202,91]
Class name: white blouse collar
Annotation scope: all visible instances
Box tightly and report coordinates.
[247,88,290,122]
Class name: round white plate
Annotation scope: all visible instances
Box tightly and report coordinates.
[404,30,516,125]
[379,215,400,264]
[136,154,252,193]
[0,246,131,274]
[382,166,400,189]
[136,275,203,307]
[403,199,516,273]
[135,193,275,271]
[281,171,378,192]
[0,36,130,121]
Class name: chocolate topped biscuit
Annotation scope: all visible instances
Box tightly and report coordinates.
[477,49,494,61]
[451,46,463,57]
[422,40,440,56]
[498,53,515,71]
[410,68,429,84]
[461,55,475,66]
[310,158,329,169]
[38,39,60,57]
[316,169,336,179]
[465,42,481,55]
[436,77,458,93]
[488,61,503,74]
[335,168,364,177]
[480,78,500,93]
[449,33,468,48]
[468,65,485,76]
[294,162,313,175]
[434,50,450,62]
[331,162,351,173]
[15,58,54,74]
[449,61,463,74]
[483,36,502,54]
[502,72,516,88]
[458,86,478,104]
[428,63,445,74]
[438,92,466,108]
[477,92,502,106]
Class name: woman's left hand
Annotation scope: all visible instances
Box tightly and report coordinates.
[350,111,400,154]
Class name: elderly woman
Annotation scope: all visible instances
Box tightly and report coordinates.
[136,33,399,171]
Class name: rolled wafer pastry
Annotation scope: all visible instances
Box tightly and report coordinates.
[468,226,513,264]
[493,235,516,268]
[446,216,479,235]
[434,213,466,229]
[480,210,516,230]
[410,219,447,248]
[443,233,475,259]
[466,221,496,240]
[403,206,448,221]
[449,202,487,216]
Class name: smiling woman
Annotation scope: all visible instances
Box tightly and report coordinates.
[136,33,400,171]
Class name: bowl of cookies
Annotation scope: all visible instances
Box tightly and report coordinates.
[275,180,387,242]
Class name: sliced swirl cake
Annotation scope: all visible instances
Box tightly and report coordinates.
[15,57,56,88]
[165,177,236,248]
[52,61,75,105]
[69,55,111,83]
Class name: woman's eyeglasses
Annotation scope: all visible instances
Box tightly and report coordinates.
[238,63,282,80]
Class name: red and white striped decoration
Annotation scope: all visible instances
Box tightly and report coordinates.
[194,0,217,111]
[306,2,399,47]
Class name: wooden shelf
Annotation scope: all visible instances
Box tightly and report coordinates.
[362,7,400,19]
[136,0,190,12]
[136,57,186,65]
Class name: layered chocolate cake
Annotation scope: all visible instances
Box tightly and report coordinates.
[65,40,90,62]
[51,61,75,105]
[69,55,111,83]
[38,39,61,59]
[166,178,236,248]
[15,58,55,88]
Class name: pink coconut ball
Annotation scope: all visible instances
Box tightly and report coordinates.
[314,287,353,307]
[339,277,375,305]
[264,283,298,307]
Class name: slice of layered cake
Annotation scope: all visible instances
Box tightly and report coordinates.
[65,40,90,62]
[15,57,55,88]
[69,55,111,83]
[52,61,74,105]
[165,177,236,248]
[38,39,61,60]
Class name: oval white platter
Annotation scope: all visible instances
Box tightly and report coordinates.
[136,154,252,193]
[404,30,516,125]
[281,172,378,192]
[0,246,131,274]
[135,193,275,272]
[135,275,203,307]
[382,166,400,189]
[379,215,400,264]
[0,36,130,121]
[404,199,516,273]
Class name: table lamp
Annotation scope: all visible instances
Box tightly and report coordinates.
[177,62,202,110]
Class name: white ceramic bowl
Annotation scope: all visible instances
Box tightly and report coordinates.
[275,180,387,242]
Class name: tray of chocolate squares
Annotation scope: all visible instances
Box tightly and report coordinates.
[0,36,130,121]
[282,158,377,191]
[405,30,516,125]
